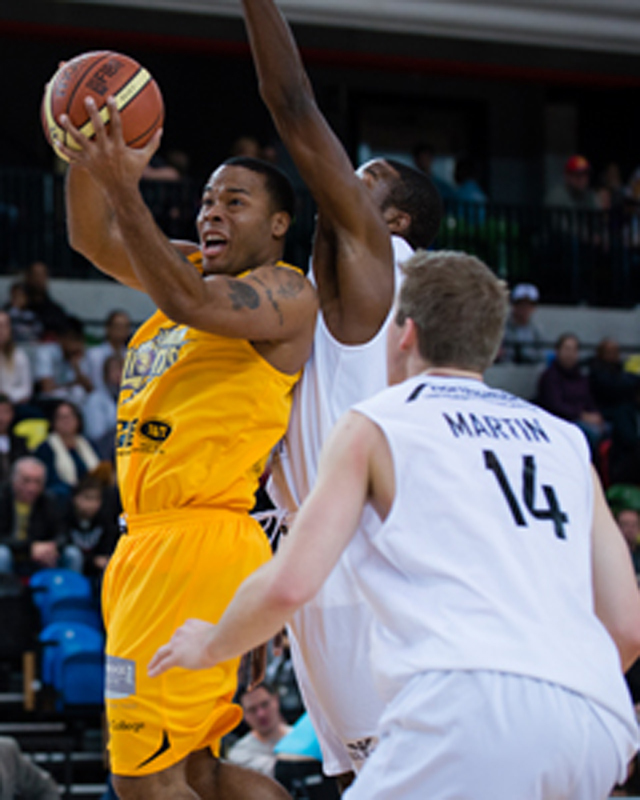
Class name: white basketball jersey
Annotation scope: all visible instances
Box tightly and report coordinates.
[351,374,637,747]
[268,235,413,774]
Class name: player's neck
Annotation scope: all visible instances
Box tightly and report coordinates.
[421,366,483,382]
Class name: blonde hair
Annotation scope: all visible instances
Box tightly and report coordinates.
[396,250,509,373]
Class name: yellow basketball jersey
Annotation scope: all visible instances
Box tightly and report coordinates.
[116,256,302,516]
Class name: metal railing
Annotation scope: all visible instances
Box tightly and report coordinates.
[2,168,640,307]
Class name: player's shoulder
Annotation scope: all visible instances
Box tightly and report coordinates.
[249,262,318,302]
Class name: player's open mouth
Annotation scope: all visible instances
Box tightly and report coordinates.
[202,235,228,258]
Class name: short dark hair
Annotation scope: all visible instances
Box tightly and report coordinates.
[555,332,579,351]
[51,400,83,434]
[222,156,295,219]
[73,474,104,498]
[383,159,443,250]
[237,680,278,704]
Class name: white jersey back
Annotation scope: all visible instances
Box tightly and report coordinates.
[268,235,413,774]
[351,374,636,744]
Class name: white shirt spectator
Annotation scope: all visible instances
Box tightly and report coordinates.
[0,347,33,404]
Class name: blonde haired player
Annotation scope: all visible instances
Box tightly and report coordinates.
[150,250,640,800]
[56,95,317,800]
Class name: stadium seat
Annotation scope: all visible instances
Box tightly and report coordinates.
[13,417,49,450]
[29,569,96,628]
[38,621,105,710]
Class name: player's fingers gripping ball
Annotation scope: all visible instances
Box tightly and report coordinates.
[41,50,164,161]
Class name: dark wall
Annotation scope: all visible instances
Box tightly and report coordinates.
[2,1,640,197]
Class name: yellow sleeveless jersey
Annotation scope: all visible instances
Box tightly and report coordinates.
[116,255,302,516]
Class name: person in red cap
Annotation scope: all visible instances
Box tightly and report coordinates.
[544,154,600,210]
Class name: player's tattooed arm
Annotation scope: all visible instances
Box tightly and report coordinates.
[227,279,261,312]
[248,273,283,326]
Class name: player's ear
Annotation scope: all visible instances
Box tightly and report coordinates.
[271,211,291,240]
[382,206,411,238]
[399,317,419,352]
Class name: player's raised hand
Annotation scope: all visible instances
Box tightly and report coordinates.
[147,618,217,677]
[55,95,162,191]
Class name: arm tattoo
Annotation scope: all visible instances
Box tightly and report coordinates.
[227,279,261,311]
[250,274,284,326]
[275,267,306,299]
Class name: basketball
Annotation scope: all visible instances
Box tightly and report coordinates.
[41,50,164,161]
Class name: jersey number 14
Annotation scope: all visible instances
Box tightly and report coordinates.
[483,450,568,540]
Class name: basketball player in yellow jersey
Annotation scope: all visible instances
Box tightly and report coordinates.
[57,97,317,800]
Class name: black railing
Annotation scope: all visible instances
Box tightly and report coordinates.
[2,168,640,307]
[436,200,640,307]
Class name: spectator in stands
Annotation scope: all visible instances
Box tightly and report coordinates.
[544,155,600,210]
[0,394,28,484]
[86,310,130,393]
[537,333,609,456]
[624,166,640,207]
[498,283,544,364]
[34,401,100,502]
[34,316,94,411]
[0,456,80,576]
[453,155,487,204]
[4,281,43,343]
[23,261,69,340]
[0,309,33,406]
[0,735,60,800]
[141,153,182,182]
[230,134,263,159]
[589,337,640,484]
[412,142,456,200]
[59,474,120,581]
[597,161,625,210]
[83,354,123,460]
[226,682,292,778]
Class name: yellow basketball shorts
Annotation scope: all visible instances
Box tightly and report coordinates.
[101,507,272,776]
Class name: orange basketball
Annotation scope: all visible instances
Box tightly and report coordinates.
[41,50,164,161]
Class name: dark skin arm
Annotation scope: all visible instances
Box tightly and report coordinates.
[58,98,317,375]
[66,158,200,292]
[241,0,393,345]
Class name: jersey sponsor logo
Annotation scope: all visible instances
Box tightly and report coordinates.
[140,419,172,442]
[407,381,526,407]
[120,325,191,405]
[136,730,171,770]
[443,411,550,443]
[116,417,173,455]
[105,655,136,699]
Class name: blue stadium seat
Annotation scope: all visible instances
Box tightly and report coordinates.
[38,621,105,710]
[30,569,96,628]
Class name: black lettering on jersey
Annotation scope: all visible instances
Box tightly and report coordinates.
[444,412,550,443]
[483,417,510,440]
[522,418,550,443]
[406,383,427,402]
[443,412,472,437]
[469,414,492,437]
[484,449,568,540]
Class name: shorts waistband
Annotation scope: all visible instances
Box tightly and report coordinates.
[121,507,249,535]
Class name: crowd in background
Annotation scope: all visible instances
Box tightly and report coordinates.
[0,259,125,585]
